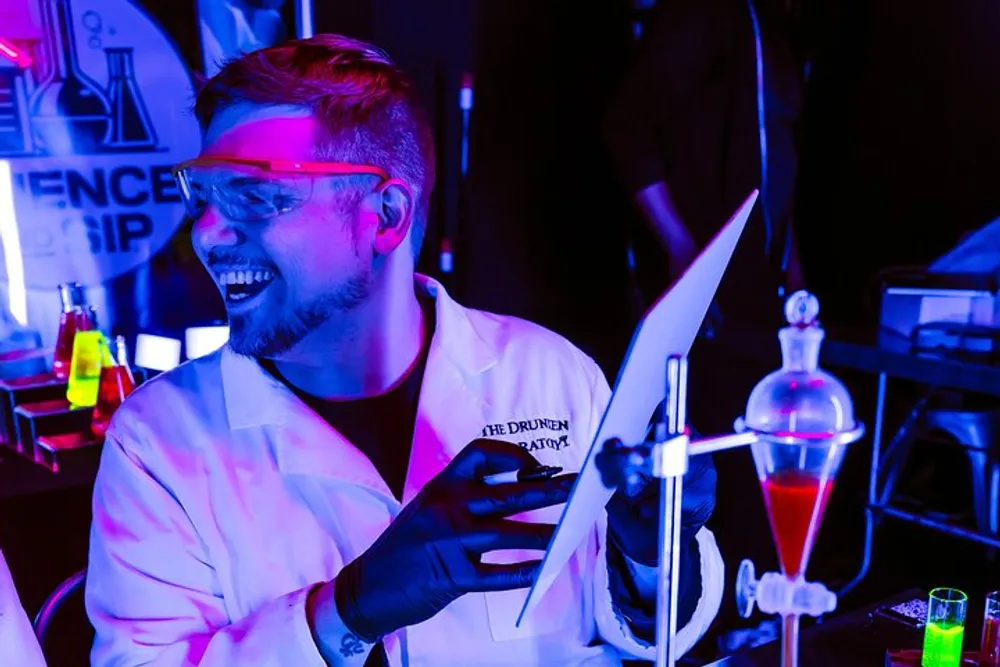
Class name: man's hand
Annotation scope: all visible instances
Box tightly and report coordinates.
[601,438,716,566]
[329,439,573,643]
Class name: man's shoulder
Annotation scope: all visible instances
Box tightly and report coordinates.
[463,306,604,380]
[111,349,225,439]
[126,348,223,402]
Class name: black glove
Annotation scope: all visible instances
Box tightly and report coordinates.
[334,438,575,642]
[599,437,716,566]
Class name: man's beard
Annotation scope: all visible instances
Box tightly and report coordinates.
[228,274,370,358]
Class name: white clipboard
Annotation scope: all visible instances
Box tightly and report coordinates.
[517,190,758,625]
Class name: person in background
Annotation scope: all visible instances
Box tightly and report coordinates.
[199,0,287,76]
[0,548,47,667]
[85,34,723,666]
[605,0,810,648]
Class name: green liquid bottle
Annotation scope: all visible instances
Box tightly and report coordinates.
[922,621,964,667]
[66,330,109,408]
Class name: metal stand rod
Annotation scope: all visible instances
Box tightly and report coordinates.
[688,431,759,457]
[839,371,886,597]
[782,614,800,667]
[657,473,684,667]
[873,505,1000,548]
[654,356,687,667]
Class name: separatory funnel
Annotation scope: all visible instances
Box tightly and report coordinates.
[735,291,865,667]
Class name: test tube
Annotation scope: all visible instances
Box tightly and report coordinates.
[922,588,967,667]
[980,591,1000,667]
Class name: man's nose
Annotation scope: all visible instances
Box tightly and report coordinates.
[191,206,245,251]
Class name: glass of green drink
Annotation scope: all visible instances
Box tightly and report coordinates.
[922,588,967,667]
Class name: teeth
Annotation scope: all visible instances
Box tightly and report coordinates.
[217,269,276,286]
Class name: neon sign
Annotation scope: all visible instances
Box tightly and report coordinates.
[0,0,199,289]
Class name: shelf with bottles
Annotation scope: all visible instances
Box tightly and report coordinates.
[0,281,146,474]
[14,398,92,463]
[0,372,69,451]
[34,431,101,474]
[12,363,147,468]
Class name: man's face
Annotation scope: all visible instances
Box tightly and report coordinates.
[191,104,375,358]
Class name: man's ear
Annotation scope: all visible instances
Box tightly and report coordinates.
[372,179,415,256]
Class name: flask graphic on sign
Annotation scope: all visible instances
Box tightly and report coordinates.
[2,0,199,290]
[30,0,113,155]
[103,47,157,151]
[0,61,34,155]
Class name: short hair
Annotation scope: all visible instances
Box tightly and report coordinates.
[194,34,436,258]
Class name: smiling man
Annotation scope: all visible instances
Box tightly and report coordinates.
[85,34,723,666]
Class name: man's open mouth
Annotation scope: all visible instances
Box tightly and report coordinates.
[217,269,276,304]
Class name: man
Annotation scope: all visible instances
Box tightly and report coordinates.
[606,0,806,330]
[605,0,808,642]
[605,0,808,385]
[86,34,723,666]
[0,548,46,667]
[199,0,287,76]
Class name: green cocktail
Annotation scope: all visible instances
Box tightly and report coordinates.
[922,621,964,667]
[922,588,967,667]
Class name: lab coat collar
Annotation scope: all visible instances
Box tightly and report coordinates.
[219,275,498,496]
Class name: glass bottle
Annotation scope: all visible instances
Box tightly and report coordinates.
[29,0,112,156]
[743,291,857,439]
[104,47,157,151]
[91,335,135,438]
[737,291,862,667]
[66,327,107,408]
[52,282,93,380]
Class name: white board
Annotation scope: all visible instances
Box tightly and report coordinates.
[517,190,759,625]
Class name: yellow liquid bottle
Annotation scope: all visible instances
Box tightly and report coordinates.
[67,331,110,408]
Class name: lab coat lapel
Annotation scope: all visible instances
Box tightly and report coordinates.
[402,277,498,504]
[273,402,392,499]
[220,346,393,500]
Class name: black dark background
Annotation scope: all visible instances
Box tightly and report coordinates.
[5,0,1000,664]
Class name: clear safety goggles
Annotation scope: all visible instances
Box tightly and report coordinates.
[171,157,390,222]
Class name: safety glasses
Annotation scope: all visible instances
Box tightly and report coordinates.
[171,157,390,223]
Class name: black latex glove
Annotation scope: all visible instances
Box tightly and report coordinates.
[334,438,575,642]
[599,437,717,567]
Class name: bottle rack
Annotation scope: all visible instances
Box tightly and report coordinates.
[0,362,146,479]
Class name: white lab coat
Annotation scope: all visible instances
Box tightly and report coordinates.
[0,549,47,667]
[87,276,724,666]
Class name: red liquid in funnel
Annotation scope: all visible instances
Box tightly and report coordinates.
[761,471,833,578]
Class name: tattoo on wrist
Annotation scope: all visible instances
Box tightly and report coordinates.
[339,633,369,657]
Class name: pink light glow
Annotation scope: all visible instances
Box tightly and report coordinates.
[0,37,32,68]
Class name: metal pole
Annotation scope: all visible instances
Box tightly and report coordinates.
[296,0,314,38]
[655,355,687,667]
[839,371,886,597]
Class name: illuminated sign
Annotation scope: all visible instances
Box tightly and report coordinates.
[0,0,199,289]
